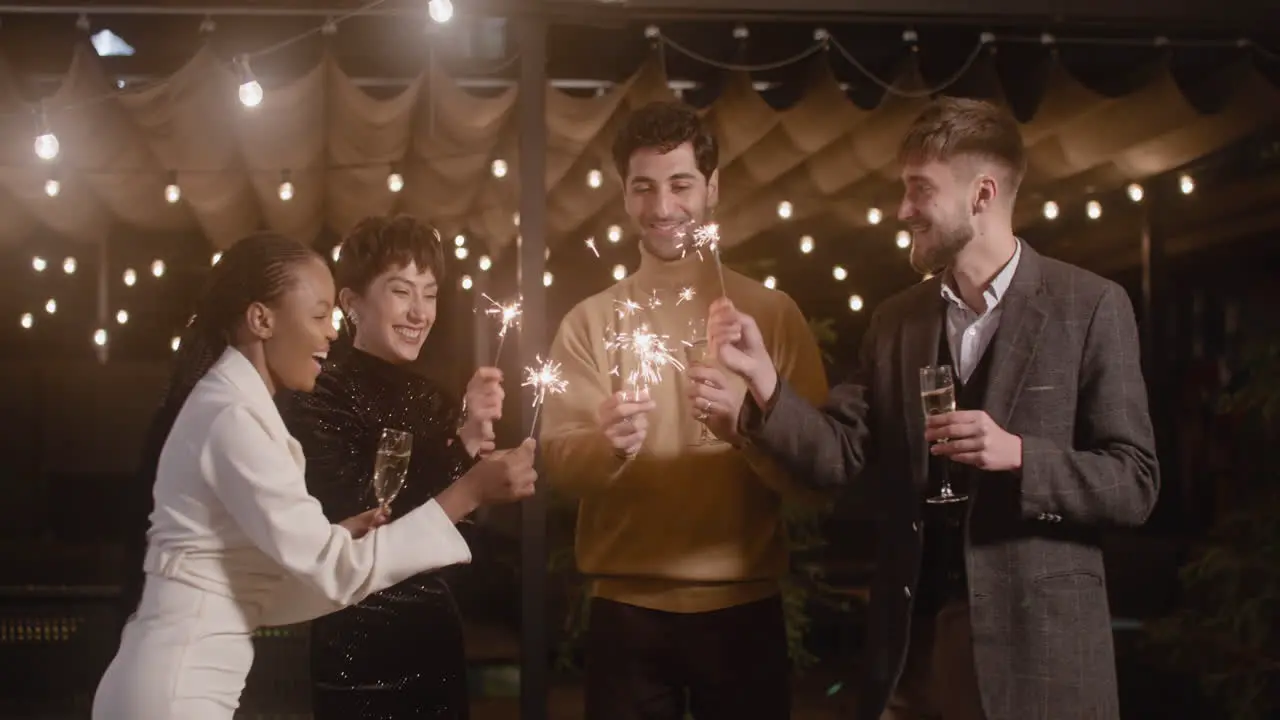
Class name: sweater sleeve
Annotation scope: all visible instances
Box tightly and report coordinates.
[540,304,634,497]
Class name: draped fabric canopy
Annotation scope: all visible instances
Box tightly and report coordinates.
[0,41,1276,265]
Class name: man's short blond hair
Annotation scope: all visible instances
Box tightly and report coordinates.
[898,97,1027,192]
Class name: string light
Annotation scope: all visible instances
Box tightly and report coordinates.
[237,56,264,108]
[460,274,473,290]
[170,336,181,351]
[45,299,57,314]
[491,159,508,178]
[62,257,76,274]
[93,328,107,346]
[612,264,627,281]
[20,313,34,329]
[763,275,777,289]
[33,117,59,161]
[587,169,603,188]
[1086,200,1102,220]
[212,252,222,265]
[44,179,60,197]
[277,170,294,201]
[387,172,404,193]
[453,235,465,248]
[151,260,166,278]
[543,271,554,287]
[832,265,847,281]
[1042,201,1059,220]
[799,235,814,254]
[1179,173,1195,194]
[777,201,793,219]
[849,294,864,312]
[116,309,129,325]
[866,207,883,225]
[896,230,911,249]
[123,268,137,286]
[455,246,469,260]
[32,256,47,272]
[1127,183,1144,202]
[607,225,623,243]
[478,255,491,271]
[164,172,181,203]
[428,0,454,23]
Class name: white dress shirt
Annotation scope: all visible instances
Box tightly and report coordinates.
[940,239,1022,384]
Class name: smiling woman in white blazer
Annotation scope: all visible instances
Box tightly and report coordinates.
[92,233,537,720]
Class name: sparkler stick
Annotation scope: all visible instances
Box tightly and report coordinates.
[481,293,522,363]
[522,355,567,439]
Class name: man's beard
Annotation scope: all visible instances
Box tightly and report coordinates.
[909,220,973,275]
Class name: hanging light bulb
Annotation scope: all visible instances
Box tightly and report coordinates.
[612,264,627,281]
[799,235,814,254]
[164,171,181,203]
[45,179,60,197]
[151,259,166,278]
[513,211,520,227]
[34,133,59,162]
[1086,200,1102,220]
[832,265,848,281]
[123,268,137,286]
[848,294,864,312]
[866,207,883,225]
[607,224,622,243]
[454,234,466,247]
[45,298,57,314]
[896,230,911,249]
[491,159,508,178]
[116,309,129,325]
[1042,201,1059,220]
[170,336,181,352]
[1179,173,1195,195]
[460,274,473,290]
[454,246,468,260]
[212,251,223,266]
[428,0,454,23]
[93,328,108,347]
[763,275,777,289]
[587,169,603,188]
[387,172,404,193]
[32,256,47,272]
[543,271,554,287]
[237,56,264,108]
[1126,183,1144,203]
[478,255,492,271]
[62,257,76,274]
[20,313,34,329]
[278,170,294,201]
[777,201,793,219]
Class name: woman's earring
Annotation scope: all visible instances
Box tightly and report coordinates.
[346,310,359,326]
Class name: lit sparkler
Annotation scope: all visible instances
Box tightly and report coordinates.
[646,289,662,309]
[613,298,642,318]
[482,293,522,363]
[522,355,567,439]
[676,286,695,305]
[586,237,599,257]
[606,323,685,400]
[677,222,727,296]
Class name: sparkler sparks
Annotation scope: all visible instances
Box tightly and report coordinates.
[676,222,727,297]
[482,293,522,362]
[522,355,567,439]
[606,323,685,400]
[613,298,643,318]
[677,286,695,305]
[646,289,662,309]
[586,237,599,257]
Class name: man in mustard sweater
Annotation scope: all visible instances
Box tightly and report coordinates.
[540,100,829,719]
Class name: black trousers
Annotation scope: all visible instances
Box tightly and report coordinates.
[584,595,791,720]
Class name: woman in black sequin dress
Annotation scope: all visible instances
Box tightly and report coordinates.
[281,215,507,719]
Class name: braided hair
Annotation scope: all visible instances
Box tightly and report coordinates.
[117,232,321,623]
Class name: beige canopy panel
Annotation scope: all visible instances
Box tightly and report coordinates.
[0,44,1276,260]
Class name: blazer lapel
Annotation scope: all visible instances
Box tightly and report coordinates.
[981,245,1049,427]
[899,282,945,490]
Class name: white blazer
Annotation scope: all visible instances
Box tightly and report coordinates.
[92,347,471,719]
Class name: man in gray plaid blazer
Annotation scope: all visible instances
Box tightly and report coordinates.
[707,97,1159,720]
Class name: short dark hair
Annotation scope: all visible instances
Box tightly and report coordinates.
[898,96,1027,190]
[334,214,445,295]
[611,101,718,182]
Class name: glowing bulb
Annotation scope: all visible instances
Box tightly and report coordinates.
[777,201,793,219]
[170,336,181,351]
[799,235,814,254]
[607,225,622,243]
[460,274,473,290]
[428,0,453,23]
[62,257,76,274]
[34,132,59,161]
[1126,183,1144,203]
[587,169,603,188]
[45,298,57,314]
[116,309,129,325]
[848,294,864,312]
[93,328,107,346]
[387,172,404,193]
[513,212,520,227]
[123,268,137,286]
[478,255,492,271]
[45,179,60,197]
[832,265,847,281]
[330,245,341,262]
[454,234,466,247]
[32,256,47,272]
[212,252,222,265]
[763,275,777,289]
[1179,173,1194,195]
[896,230,911,249]
[1042,201,1059,220]
[612,264,627,281]
[164,182,181,203]
[151,260,166,278]
[866,207,883,225]
[543,271,554,287]
[239,80,263,108]
[1086,200,1102,220]
[330,308,343,332]
[455,246,469,260]
[278,180,294,201]
[491,159,508,178]
[20,313,34,329]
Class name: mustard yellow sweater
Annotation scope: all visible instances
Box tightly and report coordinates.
[540,247,829,614]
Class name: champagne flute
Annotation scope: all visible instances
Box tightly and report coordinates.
[372,428,412,512]
[684,316,717,445]
[920,365,967,504]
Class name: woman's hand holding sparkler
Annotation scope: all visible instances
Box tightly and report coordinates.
[597,389,656,459]
[707,298,777,408]
[459,367,504,457]
[685,365,744,445]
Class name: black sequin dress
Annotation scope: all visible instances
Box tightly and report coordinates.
[280,347,477,719]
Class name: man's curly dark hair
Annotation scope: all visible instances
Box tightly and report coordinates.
[611,101,719,182]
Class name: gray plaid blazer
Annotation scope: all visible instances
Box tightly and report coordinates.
[740,244,1159,720]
